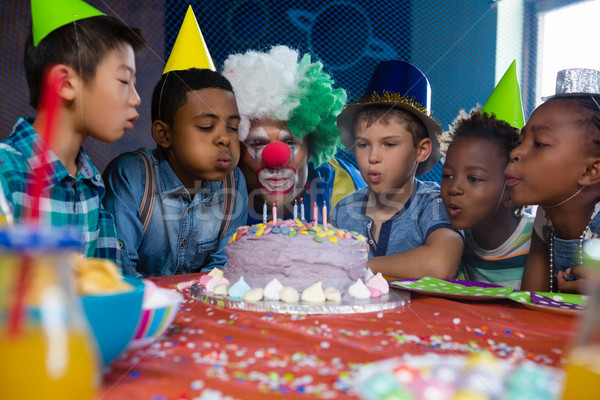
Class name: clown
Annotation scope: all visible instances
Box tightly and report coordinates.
[223,46,365,224]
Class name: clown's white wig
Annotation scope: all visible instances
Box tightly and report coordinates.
[223,46,300,131]
[222,45,347,166]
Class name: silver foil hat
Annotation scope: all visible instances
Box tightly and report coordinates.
[550,68,600,98]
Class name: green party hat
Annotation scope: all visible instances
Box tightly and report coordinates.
[31,0,105,46]
[482,60,525,129]
[163,6,215,74]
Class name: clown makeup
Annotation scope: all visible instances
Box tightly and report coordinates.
[243,124,303,162]
[239,118,309,212]
[258,167,296,193]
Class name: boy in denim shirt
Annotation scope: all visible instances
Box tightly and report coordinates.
[102,8,247,276]
[0,0,144,263]
[332,60,463,279]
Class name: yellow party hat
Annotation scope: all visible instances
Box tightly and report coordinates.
[163,6,215,74]
[31,0,104,46]
[482,60,525,129]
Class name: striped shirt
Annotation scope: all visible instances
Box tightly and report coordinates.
[459,211,535,289]
[0,117,119,263]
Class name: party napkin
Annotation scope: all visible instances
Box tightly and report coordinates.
[508,291,587,311]
[531,293,586,311]
[390,276,515,298]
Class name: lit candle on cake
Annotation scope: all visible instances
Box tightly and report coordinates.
[263,201,267,224]
[312,202,318,224]
[293,199,298,220]
[300,198,305,220]
[322,201,327,228]
[272,203,277,224]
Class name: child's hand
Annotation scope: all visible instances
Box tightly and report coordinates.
[556,267,585,294]
[568,266,590,279]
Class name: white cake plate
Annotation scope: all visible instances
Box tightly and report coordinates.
[189,284,411,315]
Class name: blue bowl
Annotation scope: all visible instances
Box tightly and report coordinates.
[80,276,144,365]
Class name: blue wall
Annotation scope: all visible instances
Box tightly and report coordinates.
[2,0,501,178]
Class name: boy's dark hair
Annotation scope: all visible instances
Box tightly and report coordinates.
[354,105,427,147]
[151,68,234,126]
[439,108,519,161]
[24,15,145,109]
[548,95,600,157]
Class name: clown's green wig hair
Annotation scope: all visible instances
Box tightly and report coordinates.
[222,46,347,166]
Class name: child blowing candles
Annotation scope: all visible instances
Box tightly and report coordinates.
[103,7,247,277]
[440,61,534,289]
[0,0,145,264]
[505,68,600,293]
[331,60,463,279]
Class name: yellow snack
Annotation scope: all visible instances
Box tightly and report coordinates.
[74,256,133,295]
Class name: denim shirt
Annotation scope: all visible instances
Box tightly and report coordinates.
[102,147,248,277]
[330,179,458,258]
[535,204,600,279]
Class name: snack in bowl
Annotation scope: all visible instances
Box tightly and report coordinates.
[76,257,144,365]
[73,255,133,295]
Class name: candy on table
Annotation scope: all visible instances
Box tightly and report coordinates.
[324,287,342,302]
[205,276,229,293]
[349,278,371,300]
[242,287,264,302]
[264,278,284,301]
[199,274,213,288]
[279,286,300,303]
[207,267,224,278]
[367,272,390,295]
[228,276,251,300]
[213,283,228,296]
[368,287,382,298]
[301,281,326,303]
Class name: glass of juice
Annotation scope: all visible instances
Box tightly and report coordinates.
[0,225,99,399]
[562,239,600,399]
[562,346,600,398]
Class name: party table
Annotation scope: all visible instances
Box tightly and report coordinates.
[100,273,577,400]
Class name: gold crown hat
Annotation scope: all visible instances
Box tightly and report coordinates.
[337,60,442,176]
[163,5,215,74]
[481,60,525,129]
[31,0,104,46]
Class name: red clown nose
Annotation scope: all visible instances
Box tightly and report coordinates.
[262,141,291,168]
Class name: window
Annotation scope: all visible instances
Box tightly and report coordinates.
[536,0,600,105]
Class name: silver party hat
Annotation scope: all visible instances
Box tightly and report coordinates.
[553,68,600,97]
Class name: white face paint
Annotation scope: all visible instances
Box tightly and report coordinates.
[258,167,296,193]
[239,118,309,209]
[243,125,302,163]
[244,124,269,163]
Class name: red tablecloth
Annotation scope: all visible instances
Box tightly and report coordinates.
[101,274,576,399]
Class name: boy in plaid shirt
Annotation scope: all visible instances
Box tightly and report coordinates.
[0,1,144,264]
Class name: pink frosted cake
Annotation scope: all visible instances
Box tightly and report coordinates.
[225,219,369,295]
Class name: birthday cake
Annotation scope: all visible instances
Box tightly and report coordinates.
[223,219,371,301]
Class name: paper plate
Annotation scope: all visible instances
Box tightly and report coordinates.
[189,283,411,315]
[507,291,588,316]
[388,277,515,300]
